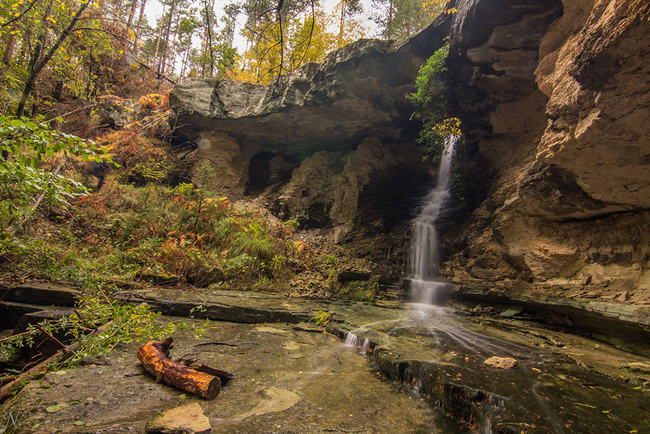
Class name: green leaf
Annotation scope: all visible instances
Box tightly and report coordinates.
[46,404,62,413]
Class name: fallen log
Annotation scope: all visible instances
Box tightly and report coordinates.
[138,338,221,399]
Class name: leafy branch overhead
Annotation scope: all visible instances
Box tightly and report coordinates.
[0,116,111,235]
[407,42,461,160]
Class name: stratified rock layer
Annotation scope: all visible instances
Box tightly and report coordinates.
[444,0,650,303]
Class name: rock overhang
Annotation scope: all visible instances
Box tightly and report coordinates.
[169,16,452,154]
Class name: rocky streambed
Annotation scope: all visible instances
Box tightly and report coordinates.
[1,285,649,433]
[4,318,437,433]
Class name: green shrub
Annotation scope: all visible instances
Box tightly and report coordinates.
[406,42,461,160]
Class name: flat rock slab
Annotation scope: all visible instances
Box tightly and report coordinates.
[13,307,74,334]
[0,283,80,307]
[116,288,404,326]
[2,318,435,433]
[146,403,212,434]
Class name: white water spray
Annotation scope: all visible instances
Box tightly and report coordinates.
[409,135,458,305]
[345,332,360,347]
[345,332,371,354]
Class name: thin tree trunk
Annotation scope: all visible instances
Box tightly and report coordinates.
[180,43,191,77]
[203,0,215,77]
[160,4,176,75]
[127,0,138,30]
[132,0,147,53]
[153,5,166,73]
[387,0,393,39]
[167,17,180,75]
[0,0,32,84]
[115,0,124,18]
[0,35,16,83]
[200,32,207,76]
[16,0,91,118]
[31,0,54,117]
[338,0,346,47]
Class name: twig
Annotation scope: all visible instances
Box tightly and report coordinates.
[34,324,66,348]
[45,103,96,123]
[9,163,63,235]
[0,331,31,344]
[0,303,147,402]
[1,0,40,28]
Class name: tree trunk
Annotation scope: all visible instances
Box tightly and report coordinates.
[0,34,16,83]
[200,32,207,76]
[339,0,346,47]
[133,0,147,53]
[31,0,56,117]
[166,17,180,75]
[16,0,91,118]
[138,338,221,399]
[160,4,176,75]
[115,0,124,18]
[180,44,190,77]
[203,0,215,77]
[387,0,393,39]
[153,5,166,72]
[126,0,139,32]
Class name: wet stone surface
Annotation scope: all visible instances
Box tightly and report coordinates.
[3,318,437,433]
[3,288,650,433]
[335,305,650,434]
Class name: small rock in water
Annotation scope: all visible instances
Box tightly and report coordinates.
[484,356,518,370]
[145,403,211,434]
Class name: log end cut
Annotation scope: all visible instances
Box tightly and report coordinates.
[205,376,221,400]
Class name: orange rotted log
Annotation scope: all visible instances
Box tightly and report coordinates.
[137,337,221,399]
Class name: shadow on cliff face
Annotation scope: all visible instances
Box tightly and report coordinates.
[244,152,301,196]
[357,164,435,233]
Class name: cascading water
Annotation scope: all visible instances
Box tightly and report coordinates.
[408,135,458,305]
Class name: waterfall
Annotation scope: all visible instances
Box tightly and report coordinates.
[409,135,458,305]
[345,332,371,354]
[345,332,360,347]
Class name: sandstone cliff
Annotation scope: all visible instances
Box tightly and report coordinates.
[444,0,650,307]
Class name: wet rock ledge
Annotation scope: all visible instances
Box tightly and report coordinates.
[3,283,650,433]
